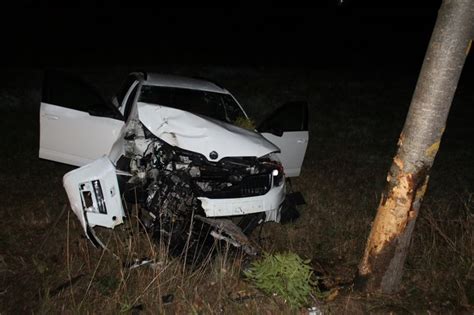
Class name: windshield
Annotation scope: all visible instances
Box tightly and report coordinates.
[139,85,248,124]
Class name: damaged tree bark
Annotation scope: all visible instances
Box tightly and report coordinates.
[356,0,474,294]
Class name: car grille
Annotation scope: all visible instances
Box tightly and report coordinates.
[240,173,272,197]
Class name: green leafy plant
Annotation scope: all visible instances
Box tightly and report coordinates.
[233,116,256,130]
[244,252,315,309]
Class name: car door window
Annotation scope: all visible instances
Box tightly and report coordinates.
[42,70,122,119]
[258,101,308,135]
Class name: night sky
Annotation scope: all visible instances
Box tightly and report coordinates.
[0,3,444,69]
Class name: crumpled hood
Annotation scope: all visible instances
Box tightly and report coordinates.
[137,102,279,160]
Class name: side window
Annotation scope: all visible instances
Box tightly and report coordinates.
[258,101,308,135]
[42,71,121,119]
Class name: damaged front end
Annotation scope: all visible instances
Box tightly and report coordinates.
[64,114,286,258]
[120,121,284,258]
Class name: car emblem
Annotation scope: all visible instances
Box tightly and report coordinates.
[209,151,218,160]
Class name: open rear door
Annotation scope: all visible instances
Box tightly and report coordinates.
[40,71,125,166]
[258,101,309,177]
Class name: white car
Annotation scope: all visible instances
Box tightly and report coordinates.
[39,71,308,251]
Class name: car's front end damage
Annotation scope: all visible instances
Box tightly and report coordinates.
[64,102,287,256]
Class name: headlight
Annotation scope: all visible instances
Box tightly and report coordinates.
[272,163,284,186]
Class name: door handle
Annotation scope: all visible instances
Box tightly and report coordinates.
[44,114,59,120]
[297,139,307,144]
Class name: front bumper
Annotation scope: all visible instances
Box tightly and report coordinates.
[197,180,285,223]
[63,156,125,247]
[63,156,285,248]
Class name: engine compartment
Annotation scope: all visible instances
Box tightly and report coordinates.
[120,120,284,202]
[114,120,284,260]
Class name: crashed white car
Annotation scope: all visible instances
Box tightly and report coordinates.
[39,71,308,251]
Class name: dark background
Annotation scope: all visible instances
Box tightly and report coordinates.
[2,3,474,313]
[0,2,449,69]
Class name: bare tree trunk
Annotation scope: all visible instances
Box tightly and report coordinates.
[355,0,474,294]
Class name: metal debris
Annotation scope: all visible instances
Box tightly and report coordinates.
[195,215,258,255]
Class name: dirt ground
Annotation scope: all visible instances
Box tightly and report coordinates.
[0,65,473,314]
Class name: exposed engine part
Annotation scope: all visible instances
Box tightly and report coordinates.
[119,121,282,261]
[124,124,283,198]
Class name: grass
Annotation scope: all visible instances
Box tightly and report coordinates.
[0,65,473,313]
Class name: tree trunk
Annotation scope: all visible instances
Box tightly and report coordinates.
[355,0,474,294]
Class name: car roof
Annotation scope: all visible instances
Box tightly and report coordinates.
[143,73,229,94]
